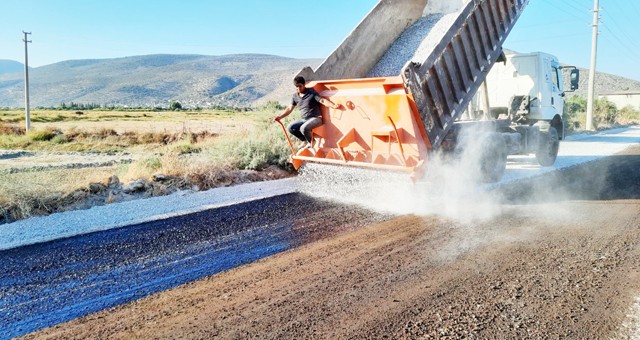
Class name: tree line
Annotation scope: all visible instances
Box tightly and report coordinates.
[4,100,282,113]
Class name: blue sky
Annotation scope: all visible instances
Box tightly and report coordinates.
[1,0,639,82]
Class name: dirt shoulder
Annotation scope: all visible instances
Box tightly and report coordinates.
[23,147,640,339]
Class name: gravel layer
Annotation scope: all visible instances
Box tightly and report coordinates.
[1,127,639,251]
[0,178,297,251]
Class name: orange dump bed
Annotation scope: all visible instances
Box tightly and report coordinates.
[282,77,431,175]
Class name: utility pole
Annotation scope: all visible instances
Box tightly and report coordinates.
[585,0,599,131]
[22,31,32,133]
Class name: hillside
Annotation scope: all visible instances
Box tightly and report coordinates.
[0,60,24,75]
[572,67,640,99]
[0,54,322,108]
[0,53,639,109]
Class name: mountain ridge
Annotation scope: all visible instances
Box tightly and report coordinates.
[0,54,322,108]
[0,60,25,75]
[0,54,639,108]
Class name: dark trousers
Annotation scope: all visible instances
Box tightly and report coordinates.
[288,117,323,142]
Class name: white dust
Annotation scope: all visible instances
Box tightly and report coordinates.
[297,125,503,224]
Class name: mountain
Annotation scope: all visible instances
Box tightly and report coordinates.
[0,53,638,108]
[0,60,24,75]
[0,54,322,108]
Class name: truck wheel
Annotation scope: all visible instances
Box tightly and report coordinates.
[480,135,507,183]
[535,126,559,166]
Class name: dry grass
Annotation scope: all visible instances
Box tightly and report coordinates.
[0,123,25,135]
[0,167,120,222]
[1,109,258,135]
[0,108,294,223]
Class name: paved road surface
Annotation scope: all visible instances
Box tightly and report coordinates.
[21,143,640,339]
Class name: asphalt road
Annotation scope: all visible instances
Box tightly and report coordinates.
[0,193,389,339]
[20,144,640,339]
[2,127,639,339]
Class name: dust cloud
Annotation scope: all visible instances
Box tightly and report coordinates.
[298,125,504,223]
[297,123,618,263]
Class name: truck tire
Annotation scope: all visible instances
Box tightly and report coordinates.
[480,135,507,182]
[535,126,559,166]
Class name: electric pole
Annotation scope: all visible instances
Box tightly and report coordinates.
[22,31,32,133]
[585,0,599,131]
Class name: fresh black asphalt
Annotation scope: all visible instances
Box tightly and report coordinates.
[0,193,388,339]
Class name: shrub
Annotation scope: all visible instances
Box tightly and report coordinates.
[51,134,69,144]
[172,143,201,155]
[142,156,162,171]
[0,123,24,135]
[139,132,171,144]
[28,128,59,141]
[618,105,640,125]
[203,119,292,170]
[94,128,118,138]
[594,98,618,127]
[564,95,586,131]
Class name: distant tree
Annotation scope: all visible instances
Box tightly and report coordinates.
[563,95,587,130]
[619,105,640,124]
[169,101,182,110]
[594,98,618,126]
[564,95,587,116]
[261,100,285,112]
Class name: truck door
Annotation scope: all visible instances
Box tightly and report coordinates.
[549,59,563,115]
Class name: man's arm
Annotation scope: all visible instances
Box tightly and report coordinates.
[319,97,342,110]
[273,104,295,122]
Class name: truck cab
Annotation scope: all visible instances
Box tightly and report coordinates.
[479,52,579,140]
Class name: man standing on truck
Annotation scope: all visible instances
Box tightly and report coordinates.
[273,76,341,149]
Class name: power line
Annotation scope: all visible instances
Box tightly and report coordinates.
[600,2,640,51]
[553,5,592,22]
[600,22,640,61]
[599,7,640,53]
[611,0,640,22]
[507,32,590,44]
[562,0,593,18]
[622,0,640,19]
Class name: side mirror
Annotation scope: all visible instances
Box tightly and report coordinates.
[570,69,579,90]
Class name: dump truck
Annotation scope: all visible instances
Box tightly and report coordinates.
[277,0,579,182]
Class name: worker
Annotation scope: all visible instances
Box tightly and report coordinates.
[273,76,341,149]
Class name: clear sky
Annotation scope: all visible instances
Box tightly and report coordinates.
[1,0,639,82]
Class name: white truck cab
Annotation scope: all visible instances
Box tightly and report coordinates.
[480,51,579,140]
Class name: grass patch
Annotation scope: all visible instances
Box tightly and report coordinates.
[0,109,295,222]
[0,134,31,149]
[0,123,24,135]
[28,127,60,141]
[0,167,119,222]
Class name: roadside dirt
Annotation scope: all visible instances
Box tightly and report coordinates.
[23,145,640,339]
